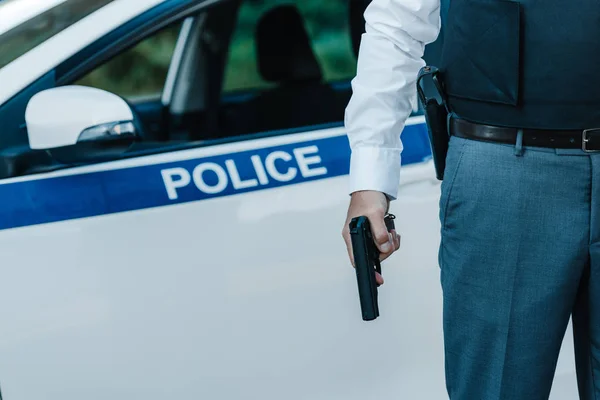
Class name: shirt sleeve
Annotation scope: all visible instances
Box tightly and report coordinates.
[344,0,442,200]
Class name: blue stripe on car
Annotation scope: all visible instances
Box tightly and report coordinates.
[0,122,431,231]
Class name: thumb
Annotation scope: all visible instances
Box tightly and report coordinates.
[369,215,392,254]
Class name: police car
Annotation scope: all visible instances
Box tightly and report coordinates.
[0,0,578,398]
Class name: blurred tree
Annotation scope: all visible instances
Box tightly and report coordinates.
[76,21,181,97]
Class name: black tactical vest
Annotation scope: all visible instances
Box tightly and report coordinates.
[440,0,600,130]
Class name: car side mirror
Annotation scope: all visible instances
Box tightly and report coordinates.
[25,86,139,163]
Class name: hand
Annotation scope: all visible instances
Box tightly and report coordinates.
[341,190,401,286]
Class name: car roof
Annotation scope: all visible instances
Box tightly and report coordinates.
[0,0,173,36]
[0,0,176,105]
[0,0,64,35]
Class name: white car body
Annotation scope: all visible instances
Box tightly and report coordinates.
[0,0,577,398]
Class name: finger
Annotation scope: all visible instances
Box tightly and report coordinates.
[380,231,401,262]
[392,229,401,251]
[375,271,384,286]
[341,225,355,267]
[380,249,393,262]
[368,213,393,254]
[379,232,395,262]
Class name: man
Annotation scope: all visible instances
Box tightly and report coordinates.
[341,0,600,399]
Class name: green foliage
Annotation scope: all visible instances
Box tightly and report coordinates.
[76,0,357,98]
[76,22,182,98]
[223,0,357,92]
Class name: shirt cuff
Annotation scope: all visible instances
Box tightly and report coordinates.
[348,146,401,200]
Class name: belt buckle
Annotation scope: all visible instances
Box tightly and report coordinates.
[583,128,600,152]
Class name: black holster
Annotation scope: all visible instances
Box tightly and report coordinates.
[416,66,450,180]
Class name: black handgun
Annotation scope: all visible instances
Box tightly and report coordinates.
[349,214,396,321]
[417,65,450,180]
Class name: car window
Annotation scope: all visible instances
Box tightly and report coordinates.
[0,0,115,69]
[74,21,183,101]
[218,0,357,136]
[223,0,356,93]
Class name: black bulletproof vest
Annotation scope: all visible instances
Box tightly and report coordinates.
[440,0,600,130]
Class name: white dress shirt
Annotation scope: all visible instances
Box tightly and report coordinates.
[345,0,442,200]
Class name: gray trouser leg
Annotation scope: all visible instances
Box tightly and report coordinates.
[439,136,591,399]
[573,153,600,400]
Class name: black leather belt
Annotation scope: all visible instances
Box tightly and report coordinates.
[449,118,600,152]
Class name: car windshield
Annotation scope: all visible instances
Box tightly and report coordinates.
[0,0,115,69]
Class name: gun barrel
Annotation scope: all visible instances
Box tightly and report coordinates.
[349,216,380,321]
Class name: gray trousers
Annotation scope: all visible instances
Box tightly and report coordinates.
[439,134,600,399]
